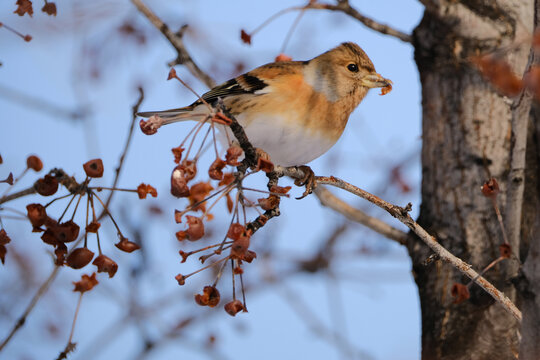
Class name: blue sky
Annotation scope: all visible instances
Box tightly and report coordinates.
[1,1,424,359]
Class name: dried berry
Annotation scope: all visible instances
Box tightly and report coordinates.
[194,286,220,307]
[66,247,94,269]
[230,232,250,260]
[55,243,67,266]
[219,173,235,187]
[499,243,512,259]
[53,221,80,243]
[176,230,187,241]
[174,209,184,223]
[0,245,6,265]
[226,223,245,241]
[14,0,33,17]
[224,300,245,316]
[83,159,104,178]
[26,155,43,171]
[41,1,57,16]
[73,273,99,293]
[175,274,186,285]
[481,178,499,198]
[258,195,279,211]
[270,185,291,194]
[256,157,274,173]
[0,229,10,245]
[240,29,251,45]
[380,82,393,95]
[167,67,177,80]
[451,283,470,304]
[139,115,164,135]
[115,236,140,253]
[86,221,100,233]
[208,158,226,181]
[26,203,47,227]
[188,182,213,212]
[171,146,184,164]
[0,173,13,185]
[179,250,189,263]
[243,250,257,263]
[171,165,190,198]
[92,254,118,278]
[41,228,58,246]
[0,230,10,264]
[225,146,242,166]
[184,216,204,241]
[137,183,158,199]
[35,175,58,196]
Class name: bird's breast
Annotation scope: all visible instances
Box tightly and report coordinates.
[231,112,337,166]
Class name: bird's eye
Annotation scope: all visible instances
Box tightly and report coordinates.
[347,63,359,72]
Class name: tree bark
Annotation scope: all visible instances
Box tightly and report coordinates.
[411,1,538,359]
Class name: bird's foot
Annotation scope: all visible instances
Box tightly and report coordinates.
[292,165,316,199]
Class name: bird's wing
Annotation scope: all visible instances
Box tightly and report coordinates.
[137,61,304,118]
[188,61,305,107]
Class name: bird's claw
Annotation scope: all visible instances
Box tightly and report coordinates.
[293,165,316,199]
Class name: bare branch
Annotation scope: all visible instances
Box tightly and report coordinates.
[130,0,216,88]
[275,166,522,322]
[316,176,522,322]
[314,186,408,245]
[0,187,36,205]
[307,2,412,43]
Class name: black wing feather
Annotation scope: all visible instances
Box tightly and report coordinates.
[190,74,268,107]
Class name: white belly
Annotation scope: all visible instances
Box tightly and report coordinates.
[219,113,335,167]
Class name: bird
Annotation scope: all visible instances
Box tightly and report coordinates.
[139,42,391,168]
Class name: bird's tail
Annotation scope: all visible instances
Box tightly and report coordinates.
[137,105,208,122]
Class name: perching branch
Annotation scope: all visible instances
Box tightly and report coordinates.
[130,0,216,89]
[275,166,522,322]
[307,1,412,44]
[318,176,522,322]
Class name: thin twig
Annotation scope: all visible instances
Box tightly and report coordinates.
[307,1,412,43]
[0,267,60,351]
[0,187,36,205]
[130,0,215,88]
[105,87,144,210]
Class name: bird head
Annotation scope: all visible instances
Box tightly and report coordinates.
[304,42,391,102]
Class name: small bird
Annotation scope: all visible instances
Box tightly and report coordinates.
[139,42,391,167]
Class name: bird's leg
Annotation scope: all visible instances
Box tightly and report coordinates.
[291,165,316,200]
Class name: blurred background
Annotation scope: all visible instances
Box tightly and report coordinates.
[0,1,424,359]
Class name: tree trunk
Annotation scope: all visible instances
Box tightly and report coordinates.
[410,1,538,359]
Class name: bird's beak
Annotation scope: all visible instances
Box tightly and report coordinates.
[361,73,392,88]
